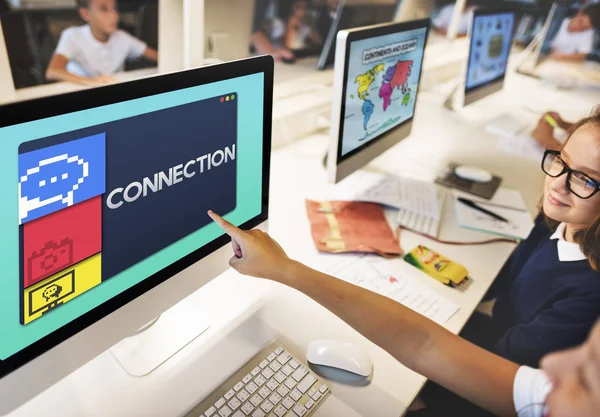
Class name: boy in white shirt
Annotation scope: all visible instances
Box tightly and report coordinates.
[46,0,158,86]
[551,4,600,62]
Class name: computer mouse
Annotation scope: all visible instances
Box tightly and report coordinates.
[454,165,493,183]
[306,339,373,377]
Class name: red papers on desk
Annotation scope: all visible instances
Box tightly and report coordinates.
[305,200,402,256]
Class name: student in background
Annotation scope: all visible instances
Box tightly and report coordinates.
[46,0,157,86]
[251,0,295,62]
[532,111,574,150]
[206,207,600,417]
[432,1,476,37]
[550,4,600,61]
[285,0,322,51]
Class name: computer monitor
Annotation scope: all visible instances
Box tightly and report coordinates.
[205,0,256,62]
[317,0,400,70]
[327,19,430,183]
[0,55,273,413]
[463,8,515,106]
[534,3,573,67]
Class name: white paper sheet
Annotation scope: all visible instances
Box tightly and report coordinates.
[496,133,545,161]
[333,171,441,220]
[321,254,460,326]
[453,188,535,240]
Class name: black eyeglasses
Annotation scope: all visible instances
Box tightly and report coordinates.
[541,150,600,199]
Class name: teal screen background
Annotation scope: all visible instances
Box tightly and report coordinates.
[0,73,265,360]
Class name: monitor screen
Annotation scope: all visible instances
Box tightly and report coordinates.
[465,11,515,93]
[339,25,427,158]
[0,65,269,375]
[538,5,585,63]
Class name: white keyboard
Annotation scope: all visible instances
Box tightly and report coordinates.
[485,113,529,137]
[396,189,446,238]
[186,342,330,417]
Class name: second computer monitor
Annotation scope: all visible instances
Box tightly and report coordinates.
[464,8,515,106]
[328,19,430,183]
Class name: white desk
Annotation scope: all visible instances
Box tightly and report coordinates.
[6,68,600,417]
[10,68,158,103]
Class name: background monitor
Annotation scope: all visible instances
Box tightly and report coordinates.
[317,0,400,70]
[204,0,256,62]
[535,3,575,67]
[328,18,430,183]
[0,55,273,414]
[464,8,516,106]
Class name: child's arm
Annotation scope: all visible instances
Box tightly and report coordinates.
[550,51,588,62]
[209,212,521,417]
[46,54,115,86]
[142,47,158,63]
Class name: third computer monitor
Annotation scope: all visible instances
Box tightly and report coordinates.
[328,19,430,183]
[463,8,516,106]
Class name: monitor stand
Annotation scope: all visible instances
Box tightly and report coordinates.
[443,80,486,122]
[109,300,210,376]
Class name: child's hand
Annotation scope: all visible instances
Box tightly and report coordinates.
[531,117,562,151]
[546,112,572,131]
[83,75,116,87]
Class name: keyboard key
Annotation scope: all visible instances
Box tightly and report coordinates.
[296,374,317,394]
[274,405,287,417]
[241,402,254,415]
[304,400,314,409]
[282,397,295,410]
[246,382,258,395]
[262,369,275,380]
[289,389,302,402]
[251,367,261,376]
[254,376,267,387]
[319,385,329,394]
[284,378,296,390]
[260,400,274,413]
[281,365,294,376]
[232,412,244,417]
[258,387,271,399]
[259,360,270,369]
[293,404,307,416]
[219,406,233,417]
[215,398,226,409]
[276,386,290,398]
[307,388,317,398]
[276,352,291,365]
[250,394,263,407]
[291,367,308,382]
[225,389,236,400]
[311,392,321,402]
[275,347,284,355]
[268,393,282,405]
[266,379,279,391]
[204,406,217,416]
[267,353,278,362]
[242,374,253,384]
[251,410,265,417]
[234,382,245,392]
[288,360,300,370]
[228,398,241,411]
[269,362,282,373]
[237,389,250,403]
[274,371,286,384]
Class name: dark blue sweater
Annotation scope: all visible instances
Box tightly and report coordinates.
[486,216,600,368]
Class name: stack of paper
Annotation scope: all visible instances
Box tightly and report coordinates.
[453,188,534,240]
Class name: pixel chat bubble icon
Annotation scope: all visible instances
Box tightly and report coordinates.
[488,34,504,59]
[18,133,106,225]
